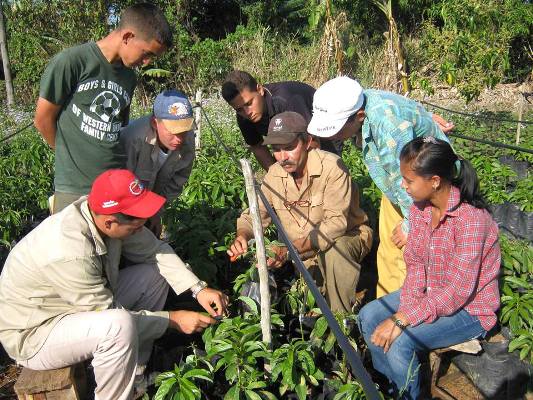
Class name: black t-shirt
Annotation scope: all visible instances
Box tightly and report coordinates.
[236,81,342,155]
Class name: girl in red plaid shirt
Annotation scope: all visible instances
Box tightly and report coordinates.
[358,136,500,399]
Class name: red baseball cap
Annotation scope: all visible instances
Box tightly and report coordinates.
[88,170,166,218]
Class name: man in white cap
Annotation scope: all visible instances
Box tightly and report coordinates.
[307,77,451,298]
[0,169,228,400]
[227,111,373,313]
[121,90,196,236]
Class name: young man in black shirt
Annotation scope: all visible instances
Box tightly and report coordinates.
[221,70,341,169]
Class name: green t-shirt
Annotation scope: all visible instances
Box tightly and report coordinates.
[39,42,137,194]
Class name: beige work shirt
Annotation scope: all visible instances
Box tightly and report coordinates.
[0,198,199,361]
[120,115,195,202]
[237,149,372,257]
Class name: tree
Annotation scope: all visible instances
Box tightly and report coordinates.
[0,0,14,107]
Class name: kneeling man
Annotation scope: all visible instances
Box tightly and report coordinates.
[227,112,372,313]
[0,169,227,400]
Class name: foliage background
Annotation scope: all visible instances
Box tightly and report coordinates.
[0,0,532,395]
[1,0,531,102]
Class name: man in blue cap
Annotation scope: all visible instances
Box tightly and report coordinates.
[120,90,196,236]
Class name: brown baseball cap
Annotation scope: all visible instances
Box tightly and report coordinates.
[262,112,308,145]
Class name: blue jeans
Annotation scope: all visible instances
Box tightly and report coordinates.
[358,291,486,400]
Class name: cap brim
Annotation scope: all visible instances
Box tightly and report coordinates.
[262,132,300,145]
[307,114,348,138]
[162,118,194,134]
[120,191,166,218]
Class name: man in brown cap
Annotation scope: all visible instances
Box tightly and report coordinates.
[227,112,373,313]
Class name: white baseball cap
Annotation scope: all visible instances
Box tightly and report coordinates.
[308,76,364,138]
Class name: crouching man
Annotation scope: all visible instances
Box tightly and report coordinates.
[227,112,372,313]
[0,169,228,400]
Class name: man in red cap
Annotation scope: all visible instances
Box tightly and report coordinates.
[0,169,228,400]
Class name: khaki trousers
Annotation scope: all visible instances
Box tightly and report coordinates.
[51,191,85,214]
[18,263,169,400]
[315,231,371,313]
[376,196,406,298]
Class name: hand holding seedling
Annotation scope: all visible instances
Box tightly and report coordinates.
[196,287,229,317]
[266,244,288,269]
[227,234,249,261]
[168,310,216,334]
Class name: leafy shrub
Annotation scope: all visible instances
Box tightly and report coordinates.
[413,0,533,101]
[0,131,53,261]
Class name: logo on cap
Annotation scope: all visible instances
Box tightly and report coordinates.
[168,102,189,117]
[129,179,144,196]
[102,200,119,208]
[273,118,283,132]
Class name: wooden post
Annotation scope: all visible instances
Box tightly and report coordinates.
[0,0,15,107]
[516,93,524,146]
[240,159,272,348]
[194,88,202,151]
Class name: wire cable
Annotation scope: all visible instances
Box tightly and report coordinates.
[420,100,532,125]
[0,121,34,144]
[448,132,533,155]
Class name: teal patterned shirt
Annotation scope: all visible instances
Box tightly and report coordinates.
[361,89,449,233]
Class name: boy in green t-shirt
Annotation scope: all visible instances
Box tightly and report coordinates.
[34,3,172,213]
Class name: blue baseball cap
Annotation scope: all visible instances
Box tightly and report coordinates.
[153,90,194,134]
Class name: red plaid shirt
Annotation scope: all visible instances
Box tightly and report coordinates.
[399,186,501,331]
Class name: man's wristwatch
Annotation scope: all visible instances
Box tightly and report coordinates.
[392,315,408,330]
[190,280,208,299]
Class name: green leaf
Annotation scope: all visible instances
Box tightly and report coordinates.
[504,276,531,289]
[324,333,337,353]
[258,390,278,400]
[142,68,172,78]
[247,381,267,390]
[311,316,328,339]
[182,368,212,382]
[519,345,530,360]
[238,296,259,314]
[156,371,177,386]
[244,390,263,400]
[154,377,177,400]
[224,385,240,400]
[295,381,307,400]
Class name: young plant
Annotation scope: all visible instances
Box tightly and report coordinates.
[203,311,271,389]
[508,329,533,364]
[332,380,369,400]
[223,368,278,400]
[270,339,325,400]
[153,359,213,400]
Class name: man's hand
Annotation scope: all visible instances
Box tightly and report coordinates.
[371,318,403,353]
[391,222,408,249]
[227,235,249,261]
[432,113,454,134]
[168,310,216,334]
[266,245,288,269]
[196,288,229,317]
